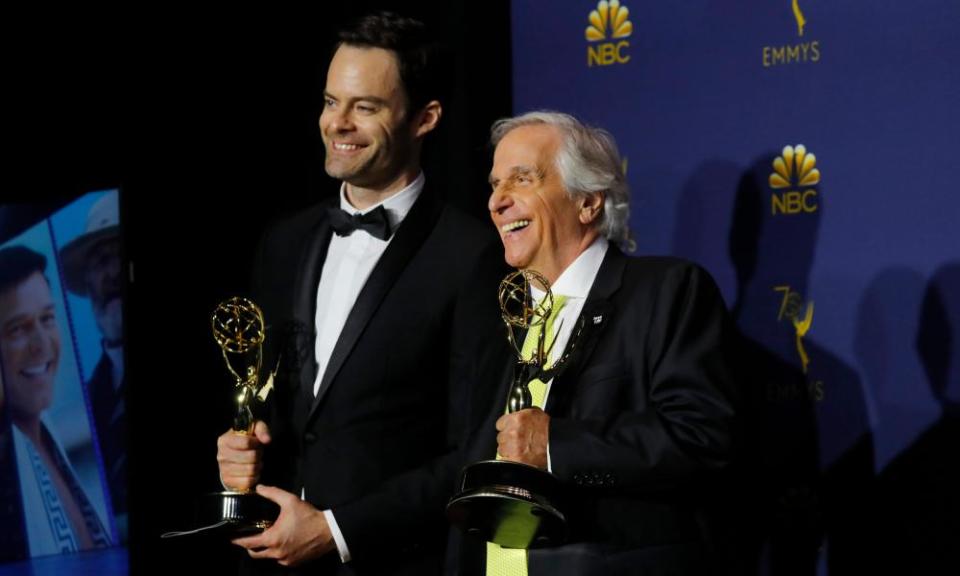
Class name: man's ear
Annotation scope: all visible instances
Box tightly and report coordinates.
[579,192,605,225]
[413,100,442,138]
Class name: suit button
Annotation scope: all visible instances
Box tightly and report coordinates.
[573,473,583,484]
[304,433,317,444]
[605,473,616,486]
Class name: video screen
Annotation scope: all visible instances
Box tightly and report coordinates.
[0,190,126,562]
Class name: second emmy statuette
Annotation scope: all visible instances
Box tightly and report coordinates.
[447,270,581,549]
[200,297,279,535]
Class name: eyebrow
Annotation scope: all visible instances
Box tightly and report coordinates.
[488,165,540,187]
[323,91,390,106]
[2,304,56,330]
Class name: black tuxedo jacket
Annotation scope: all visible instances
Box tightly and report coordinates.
[451,247,739,576]
[249,187,504,576]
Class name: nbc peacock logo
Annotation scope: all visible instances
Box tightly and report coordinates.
[769,145,820,215]
[586,0,632,67]
[585,0,632,41]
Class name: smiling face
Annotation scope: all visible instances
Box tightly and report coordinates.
[488,124,603,283]
[319,45,439,205]
[0,272,60,424]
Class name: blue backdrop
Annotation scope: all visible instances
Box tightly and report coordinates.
[512,0,959,572]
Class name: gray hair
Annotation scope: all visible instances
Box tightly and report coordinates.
[491,111,633,251]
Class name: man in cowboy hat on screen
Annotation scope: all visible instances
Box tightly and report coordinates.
[59,189,127,537]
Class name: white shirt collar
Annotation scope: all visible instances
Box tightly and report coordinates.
[339,172,425,231]
[531,236,609,300]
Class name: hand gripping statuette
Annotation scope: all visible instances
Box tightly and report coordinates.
[447,270,582,549]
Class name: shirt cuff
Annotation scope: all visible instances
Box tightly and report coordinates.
[323,509,352,563]
[546,441,552,473]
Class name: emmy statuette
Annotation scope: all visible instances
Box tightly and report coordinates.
[201,297,279,535]
[447,270,581,549]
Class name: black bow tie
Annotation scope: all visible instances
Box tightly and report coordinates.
[327,205,392,241]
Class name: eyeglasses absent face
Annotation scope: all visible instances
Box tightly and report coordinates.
[0,271,61,422]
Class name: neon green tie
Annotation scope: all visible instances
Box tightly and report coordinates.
[486,295,567,576]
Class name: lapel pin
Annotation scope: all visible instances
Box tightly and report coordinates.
[593,315,603,325]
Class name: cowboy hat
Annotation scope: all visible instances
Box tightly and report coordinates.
[59,190,120,296]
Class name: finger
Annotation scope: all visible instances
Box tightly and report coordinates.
[255,484,291,505]
[219,433,264,452]
[222,478,256,492]
[497,426,518,441]
[233,532,267,549]
[496,435,515,458]
[247,546,277,560]
[512,408,542,424]
[253,420,272,444]
[221,462,262,481]
[495,413,514,432]
[222,460,262,473]
[218,445,263,465]
[221,468,259,486]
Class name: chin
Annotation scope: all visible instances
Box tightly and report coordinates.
[504,250,534,271]
[502,253,525,270]
[95,303,124,342]
[324,164,352,181]
[38,393,54,412]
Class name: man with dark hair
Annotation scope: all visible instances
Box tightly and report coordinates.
[335,11,443,117]
[0,245,111,556]
[217,11,502,575]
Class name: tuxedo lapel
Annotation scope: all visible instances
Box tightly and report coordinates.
[308,189,443,420]
[291,203,335,433]
[293,205,335,328]
[544,246,625,415]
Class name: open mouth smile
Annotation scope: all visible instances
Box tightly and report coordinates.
[501,219,531,233]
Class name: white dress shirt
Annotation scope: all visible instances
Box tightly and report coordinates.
[312,173,424,563]
[528,236,609,472]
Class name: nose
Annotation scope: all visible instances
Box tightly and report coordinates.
[26,323,50,356]
[86,249,122,292]
[98,261,122,297]
[105,253,121,283]
[488,183,514,216]
[323,105,354,134]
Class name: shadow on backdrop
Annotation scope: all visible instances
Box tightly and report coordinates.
[863,263,960,571]
[674,153,874,575]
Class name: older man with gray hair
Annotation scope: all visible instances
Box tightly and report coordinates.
[59,190,126,537]
[451,111,739,576]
